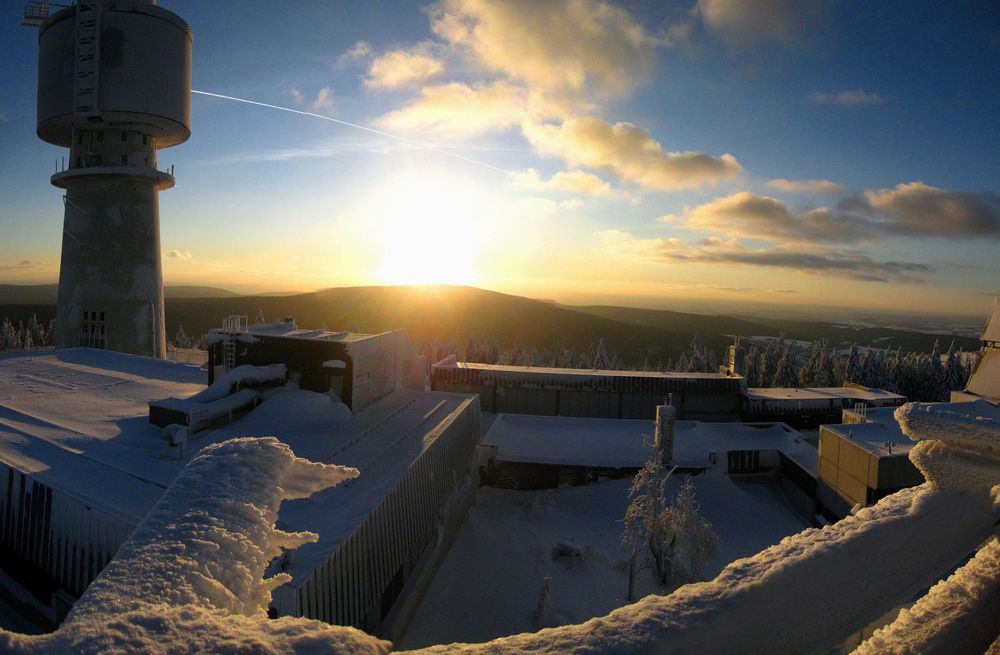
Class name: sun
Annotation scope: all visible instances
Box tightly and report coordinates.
[374,174,485,285]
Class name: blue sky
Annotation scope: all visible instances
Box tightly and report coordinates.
[1,0,998,317]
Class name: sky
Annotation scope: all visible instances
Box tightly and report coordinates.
[0,0,998,318]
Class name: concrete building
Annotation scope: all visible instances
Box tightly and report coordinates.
[0,348,479,639]
[206,317,427,415]
[36,0,192,358]
[816,406,923,519]
[742,385,905,428]
[430,360,744,421]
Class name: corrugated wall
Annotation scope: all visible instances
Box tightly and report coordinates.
[0,463,134,599]
[294,396,481,633]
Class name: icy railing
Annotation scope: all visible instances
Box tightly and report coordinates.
[0,402,997,654]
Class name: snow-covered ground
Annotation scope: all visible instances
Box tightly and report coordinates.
[398,470,809,649]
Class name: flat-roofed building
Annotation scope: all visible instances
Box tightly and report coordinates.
[817,406,923,519]
[743,385,906,428]
[431,360,744,421]
[0,348,479,639]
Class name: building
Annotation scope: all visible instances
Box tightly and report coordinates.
[0,347,479,639]
[36,0,192,358]
[431,360,744,421]
[816,406,924,520]
[742,385,905,428]
[479,412,819,522]
[206,317,427,415]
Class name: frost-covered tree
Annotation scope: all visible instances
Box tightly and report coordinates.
[844,343,862,384]
[254,307,265,324]
[770,346,798,388]
[593,337,610,369]
[174,324,191,349]
[25,314,47,349]
[622,461,718,587]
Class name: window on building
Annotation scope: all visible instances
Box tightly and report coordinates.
[79,311,108,349]
[121,154,128,165]
[77,134,84,145]
[142,135,148,145]
[96,131,103,143]
[120,131,128,143]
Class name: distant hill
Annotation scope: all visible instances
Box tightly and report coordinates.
[165,286,684,362]
[0,284,239,305]
[568,304,979,353]
[0,284,980,360]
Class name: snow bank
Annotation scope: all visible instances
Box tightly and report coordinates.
[852,537,1000,655]
[0,437,389,654]
[192,364,288,403]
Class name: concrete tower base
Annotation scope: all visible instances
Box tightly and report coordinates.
[53,167,172,358]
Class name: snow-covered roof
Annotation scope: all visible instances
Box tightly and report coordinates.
[745,386,904,402]
[483,413,816,473]
[213,321,380,343]
[0,349,205,521]
[981,297,1000,343]
[821,407,911,457]
[435,360,728,380]
[0,348,475,585]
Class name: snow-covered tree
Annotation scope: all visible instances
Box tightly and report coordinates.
[174,324,191,348]
[770,346,798,387]
[622,461,718,587]
[254,307,265,324]
[593,337,610,369]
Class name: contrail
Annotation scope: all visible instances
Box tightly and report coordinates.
[191,89,510,174]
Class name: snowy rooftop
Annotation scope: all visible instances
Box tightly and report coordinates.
[214,320,378,343]
[824,399,1000,458]
[744,386,904,402]
[484,413,816,473]
[436,360,728,380]
[822,408,910,457]
[0,348,474,584]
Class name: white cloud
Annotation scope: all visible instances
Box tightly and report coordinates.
[808,89,884,107]
[846,182,1000,238]
[694,0,831,48]
[376,81,534,139]
[164,250,193,260]
[366,49,445,89]
[312,87,335,112]
[429,0,658,99]
[288,87,304,105]
[523,117,742,191]
[767,178,847,195]
[336,40,372,68]
[0,259,49,271]
[508,168,615,197]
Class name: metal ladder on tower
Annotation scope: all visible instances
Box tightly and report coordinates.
[73,0,101,117]
[221,315,247,372]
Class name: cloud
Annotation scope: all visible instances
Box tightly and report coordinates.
[336,41,372,68]
[667,191,873,242]
[366,49,445,89]
[639,238,933,283]
[0,259,49,271]
[844,182,1000,238]
[288,87,304,105]
[164,250,193,260]
[523,117,742,190]
[808,89,884,107]
[203,137,396,164]
[694,0,831,48]
[429,0,658,99]
[375,81,535,139]
[669,185,1000,244]
[509,168,614,197]
[312,87,334,112]
[767,178,846,195]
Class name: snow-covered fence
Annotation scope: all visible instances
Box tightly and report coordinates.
[0,461,134,612]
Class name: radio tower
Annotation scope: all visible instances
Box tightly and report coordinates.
[29,0,191,358]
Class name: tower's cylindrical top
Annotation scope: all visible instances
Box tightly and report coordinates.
[37,1,192,148]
